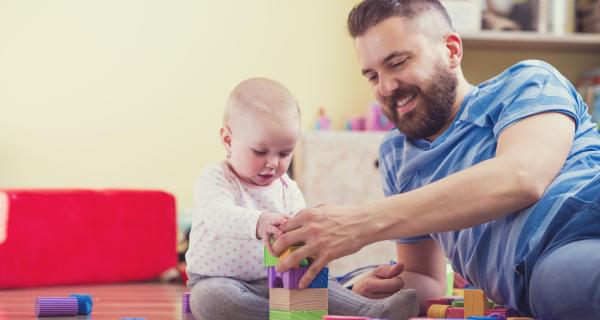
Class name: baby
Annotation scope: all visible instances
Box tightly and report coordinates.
[185,77,417,320]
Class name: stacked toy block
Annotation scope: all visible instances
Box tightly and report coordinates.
[264,245,329,320]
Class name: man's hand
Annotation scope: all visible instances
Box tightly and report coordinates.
[257,212,290,251]
[352,263,405,299]
[272,204,374,289]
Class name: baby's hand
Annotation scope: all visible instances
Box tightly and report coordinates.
[257,212,290,252]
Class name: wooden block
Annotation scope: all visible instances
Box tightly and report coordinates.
[269,288,328,311]
[484,307,507,318]
[506,318,534,320]
[307,268,328,289]
[265,246,279,267]
[426,297,453,312]
[426,304,449,318]
[264,246,309,267]
[268,267,328,289]
[464,289,485,318]
[444,306,464,318]
[322,316,369,320]
[269,309,327,320]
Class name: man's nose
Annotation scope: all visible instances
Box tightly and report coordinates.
[378,74,397,97]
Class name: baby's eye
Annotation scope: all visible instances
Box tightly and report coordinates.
[253,149,267,156]
[279,152,291,157]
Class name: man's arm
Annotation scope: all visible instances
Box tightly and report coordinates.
[352,241,447,314]
[274,112,575,287]
[363,112,575,242]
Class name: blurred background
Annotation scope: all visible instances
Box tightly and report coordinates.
[1,0,599,216]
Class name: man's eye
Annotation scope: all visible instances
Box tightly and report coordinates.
[253,150,267,156]
[391,59,407,70]
[368,75,379,84]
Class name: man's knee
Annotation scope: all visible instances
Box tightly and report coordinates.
[529,239,600,319]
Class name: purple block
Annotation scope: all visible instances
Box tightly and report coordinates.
[268,266,308,289]
[182,292,191,313]
[35,297,78,317]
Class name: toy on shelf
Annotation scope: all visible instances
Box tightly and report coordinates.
[315,107,331,130]
[345,103,394,132]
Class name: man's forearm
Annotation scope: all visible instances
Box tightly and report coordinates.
[363,157,541,243]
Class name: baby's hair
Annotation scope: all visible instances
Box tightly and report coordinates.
[223,77,300,128]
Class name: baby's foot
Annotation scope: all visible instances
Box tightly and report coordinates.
[379,289,419,320]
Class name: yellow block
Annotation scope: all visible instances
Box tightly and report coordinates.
[464,289,485,318]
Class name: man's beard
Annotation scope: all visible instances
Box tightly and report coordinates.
[383,64,458,140]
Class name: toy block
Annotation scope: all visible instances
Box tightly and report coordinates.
[308,267,328,288]
[444,306,464,318]
[265,246,280,266]
[269,288,328,311]
[269,309,326,320]
[451,301,464,307]
[484,308,507,318]
[464,289,485,318]
[506,318,534,320]
[264,246,309,267]
[324,316,389,320]
[426,304,449,318]
[465,317,495,320]
[268,267,329,289]
[425,297,453,311]
[35,297,79,317]
[452,289,464,296]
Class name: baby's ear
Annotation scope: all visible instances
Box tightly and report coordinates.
[220,127,232,148]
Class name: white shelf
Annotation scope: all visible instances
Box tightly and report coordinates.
[460,31,600,51]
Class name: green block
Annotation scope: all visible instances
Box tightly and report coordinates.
[269,309,327,320]
[264,246,279,267]
[264,246,309,267]
[452,301,464,307]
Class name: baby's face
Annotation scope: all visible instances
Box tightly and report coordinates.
[227,113,300,186]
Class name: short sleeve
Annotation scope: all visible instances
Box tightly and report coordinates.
[493,65,579,138]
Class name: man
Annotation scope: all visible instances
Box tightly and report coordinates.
[272,0,600,319]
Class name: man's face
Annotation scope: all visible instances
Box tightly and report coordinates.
[355,17,458,141]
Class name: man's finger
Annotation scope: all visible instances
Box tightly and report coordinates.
[271,228,304,256]
[275,242,313,273]
[298,256,328,289]
[279,210,308,232]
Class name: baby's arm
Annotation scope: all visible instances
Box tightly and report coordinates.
[193,165,264,240]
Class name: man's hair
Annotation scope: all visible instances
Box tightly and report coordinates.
[347,0,454,38]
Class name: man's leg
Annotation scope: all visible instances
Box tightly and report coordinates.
[528,239,600,319]
[190,277,268,320]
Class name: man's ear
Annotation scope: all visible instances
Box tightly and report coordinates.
[220,127,232,152]
[445,32,463,69]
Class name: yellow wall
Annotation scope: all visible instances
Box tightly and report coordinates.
[1,1,598,212]
[0,0,372,210]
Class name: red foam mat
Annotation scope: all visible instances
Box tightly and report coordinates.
[0,189,177,288]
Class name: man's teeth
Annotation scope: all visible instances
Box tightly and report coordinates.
[396,93,416,108]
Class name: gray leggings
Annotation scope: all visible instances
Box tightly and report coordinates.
[189,277,415,320]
